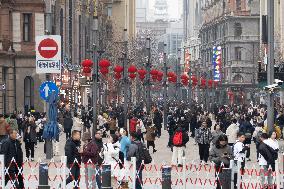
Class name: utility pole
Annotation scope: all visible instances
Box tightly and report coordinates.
[177,49,181,101]
[146,37,151,113]
[91,0,98,137]
[267,0,274,133]
[163,44,168,130]
[123,29,128,130]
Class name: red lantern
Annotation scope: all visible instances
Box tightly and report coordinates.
[150,69,158,75]
[208,79,213,88]
[114,65,123,73]
[182,79,189,86]
[100,67,109,75]
[157,71,163,77]
[157,76,163,82]
[114,73,121,80]
[129,73,136,79]
[138,69,147,76]
[152,75,157,81]
[167,72,175,78]
[201,78,206,86]
[139,75,145,80]
[128,65,137,73]
[82,67,92,73]
[181,74,189,80]
[81,59,93,67]
[99,59,111,68]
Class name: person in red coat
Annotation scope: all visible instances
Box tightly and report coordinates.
[129,116,138,133]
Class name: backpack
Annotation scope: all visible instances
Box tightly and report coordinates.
[136,142,152,164]
[173,131,183,146]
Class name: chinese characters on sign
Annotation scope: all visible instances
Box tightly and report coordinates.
[212,46,222,81]
[35,35,61,74]
[184,48,190,74]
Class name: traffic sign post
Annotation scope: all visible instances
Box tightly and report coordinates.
[36,35,61,74]
[39,81,59,102]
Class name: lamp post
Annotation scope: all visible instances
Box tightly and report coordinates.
[146,37,151,113]
[177,49,182,101]
[123,29,128,130]
[197,58,201,105]
[163,43,168,130]
[91,0,98,137]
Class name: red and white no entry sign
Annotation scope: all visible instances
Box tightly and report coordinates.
[38,38,58,59]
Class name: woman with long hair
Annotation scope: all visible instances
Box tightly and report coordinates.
[209,134,233,189]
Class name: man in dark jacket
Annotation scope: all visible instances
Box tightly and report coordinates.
[127,132,144,189]
[94,130,104,189]
[1,129,24,188]
[65,130,81,189]
[153,109,163,137]
[239,116,255,161]
[63,111,73,139]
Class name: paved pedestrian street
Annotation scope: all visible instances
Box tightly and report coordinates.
[3,128,284,189]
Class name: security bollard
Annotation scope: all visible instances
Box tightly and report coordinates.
[219,167,232,189]
[162,166,171,189]
[38,162,50,189]
[101,164,112,189]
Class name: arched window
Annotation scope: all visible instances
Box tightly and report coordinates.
[233,74,244,83]
[24,76,34,110]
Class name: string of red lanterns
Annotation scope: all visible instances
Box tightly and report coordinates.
[81,60,220,88]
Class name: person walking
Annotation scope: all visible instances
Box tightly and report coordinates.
[94,130,104,189]
[211,123,223,146]
[171,126,189,167]
[65,130,82,189]
[226,119,239,146]
[153,108,163,138]
[239,116,255,161]
[127,132,144,189]
[1,129,24,188]
[63,111,73,139]
[8,114,18,131]
[209,134,232,189]
[258,133,278,189]
[0,114,10,143]
[145,121,157,153]
[195,121,212,164]
[81,132,99,189]
[102,134,121,188]
[23,117,37,161]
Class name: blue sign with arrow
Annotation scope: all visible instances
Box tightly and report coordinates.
[39,81,59,102]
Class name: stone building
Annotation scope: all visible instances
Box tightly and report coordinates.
[0,0,45,114]
[199,0,260,105]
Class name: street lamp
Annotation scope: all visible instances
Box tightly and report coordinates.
[177,48,181,101]
[146,37,151,113]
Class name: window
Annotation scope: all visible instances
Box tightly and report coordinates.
[233,74,244,83]
[23,14,32,42]
[24,76,34,111]
[236,0,241,10]
[234,23,242,37]
[235,47,242,60]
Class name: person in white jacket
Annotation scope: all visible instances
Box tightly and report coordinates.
[103,134,121,188]
[226,119,239,146]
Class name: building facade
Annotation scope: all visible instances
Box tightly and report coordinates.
[0,0,45,114]
[199,0,260,105]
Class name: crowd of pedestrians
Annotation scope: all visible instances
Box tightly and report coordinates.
[0,102,283,189]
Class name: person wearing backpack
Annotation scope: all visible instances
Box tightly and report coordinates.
[195,121,212,164]
[145,121,157,153]
[258,133,277,189]
[171,126,189,167]
[127,132,152,189]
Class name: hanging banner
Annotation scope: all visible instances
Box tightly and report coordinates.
[212,46,222,81]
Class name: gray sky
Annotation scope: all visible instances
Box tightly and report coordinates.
[148,0,180,19]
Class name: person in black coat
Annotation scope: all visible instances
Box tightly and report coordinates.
[1,129,24,189]
[153,109,163,137]
[63,111,73,139]
[65,130,82,189]
[23,117,37,161]
[239,116,255,161]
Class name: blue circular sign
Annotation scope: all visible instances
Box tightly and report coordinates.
[39,81,59,102]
